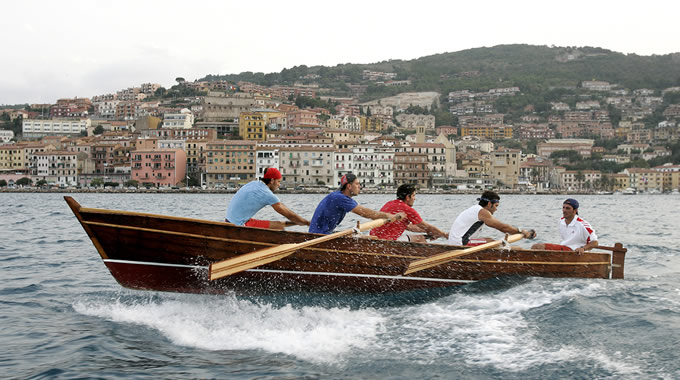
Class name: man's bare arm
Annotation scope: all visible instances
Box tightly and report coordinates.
[272,202,310,225]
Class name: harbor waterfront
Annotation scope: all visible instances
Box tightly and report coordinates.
[2,192,679,379]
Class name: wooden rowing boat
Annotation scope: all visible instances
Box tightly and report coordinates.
[65,196,627,295]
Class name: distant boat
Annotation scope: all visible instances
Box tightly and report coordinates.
[596,191,614,195]
[622,188,637,195]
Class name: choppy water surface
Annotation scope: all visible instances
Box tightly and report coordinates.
[1,192,679,379]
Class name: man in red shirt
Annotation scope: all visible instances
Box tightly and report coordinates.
[370,184,448,242]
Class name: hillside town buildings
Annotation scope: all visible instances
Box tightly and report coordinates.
[2,76,679,193]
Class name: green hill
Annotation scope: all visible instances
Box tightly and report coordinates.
[200,44,680,102]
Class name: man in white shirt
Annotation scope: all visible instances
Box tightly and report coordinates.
[532,198,599,254]
[448,191,535,246]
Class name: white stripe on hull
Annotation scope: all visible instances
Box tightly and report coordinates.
[103,259,475,284]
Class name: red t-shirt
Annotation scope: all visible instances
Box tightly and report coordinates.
[369,199,423,240]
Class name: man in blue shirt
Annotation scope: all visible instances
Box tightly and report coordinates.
[226,168,310,229]
[309,173,405,234]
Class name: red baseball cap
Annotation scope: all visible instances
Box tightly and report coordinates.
[263,167,282,179]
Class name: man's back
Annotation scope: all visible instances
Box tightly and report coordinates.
[448,204,483,245]
[309,191,357,234]
[226,181,279,225]
[370,199,422,240]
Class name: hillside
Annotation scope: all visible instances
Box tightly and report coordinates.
[200,44,680,102]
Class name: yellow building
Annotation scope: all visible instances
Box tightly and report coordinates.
[360,116,384,132]
[0,145,23,171]
[0,143,55,172]
[609,173,630,191]
[490,149,521,187]
[239,112,266,141]
[460,125,513,139]
[323,128,363,144]
[186,139,210,175]
[653,164,680,192]
[623,168,664,192]
[205,140,256,187]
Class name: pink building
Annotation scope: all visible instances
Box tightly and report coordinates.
[131,149,186,187]
[287,110,319,128]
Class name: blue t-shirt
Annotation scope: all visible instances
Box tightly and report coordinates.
[226,181,280,225]
[309,191,358,234]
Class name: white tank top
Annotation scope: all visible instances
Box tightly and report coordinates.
[448,204,484,245]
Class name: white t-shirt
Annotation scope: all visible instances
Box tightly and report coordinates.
[559,217,598,250]
[448,204,484,245]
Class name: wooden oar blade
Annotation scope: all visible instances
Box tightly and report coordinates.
[210,243,298,280]
[404,234,524,275]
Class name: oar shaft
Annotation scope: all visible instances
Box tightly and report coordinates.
[404,233,524,275]
[210,218,389,280]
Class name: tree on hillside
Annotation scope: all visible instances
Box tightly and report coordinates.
[550,150,582,162]
[93,125,104,135]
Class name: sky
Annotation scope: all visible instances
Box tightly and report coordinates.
[2,0,679,105]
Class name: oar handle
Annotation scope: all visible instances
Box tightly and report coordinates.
[355,218,389,232]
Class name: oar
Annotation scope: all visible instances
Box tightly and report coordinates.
[404,233,524,275]
[210,218,388,280]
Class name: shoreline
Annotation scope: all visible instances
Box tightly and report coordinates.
[0,188,616,195]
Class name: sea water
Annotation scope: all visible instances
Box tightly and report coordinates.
[1,192,679,379]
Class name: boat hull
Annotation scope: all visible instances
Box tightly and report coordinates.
[65,197,626,295]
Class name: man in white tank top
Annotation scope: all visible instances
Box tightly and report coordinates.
[448,191,535,246]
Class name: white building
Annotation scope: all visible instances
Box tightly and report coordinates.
[162,109,195,129]
[279,146,334,187]
[95,100,119,119]
[22,119,91,138]
[582,80,613,91]
[255,148,280,178]
[333,149,355,186]
[327,115,361,131]
[0,130,14,143]
[158,139,187,151]
[351,145,395,187]
[395,114,436,130]
[33,150,78,186]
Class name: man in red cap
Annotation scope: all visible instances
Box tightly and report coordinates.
[225,167,310,229]
[531,198,598,253]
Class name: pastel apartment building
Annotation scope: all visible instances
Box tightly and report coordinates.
[22,119,91,138]
[278,146,335,187]
[204,140,256,187]
[287,110,320,129]
[34,150,78,186]
[131,149,187,187]
[239,112,266,141]
[162,109,195,129]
